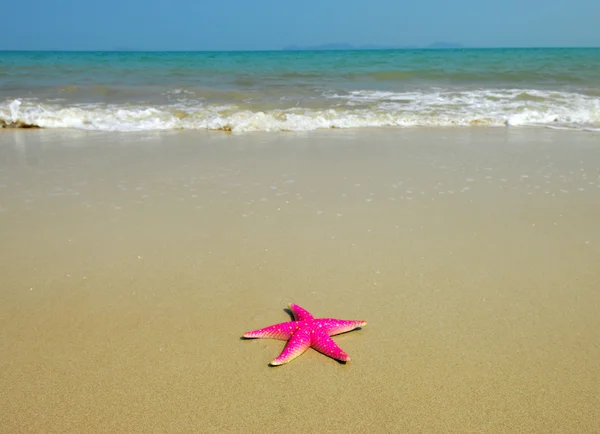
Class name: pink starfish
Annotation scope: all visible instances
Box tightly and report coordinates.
[242,303,367,365]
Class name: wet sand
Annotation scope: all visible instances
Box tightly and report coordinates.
[1,128,599,432]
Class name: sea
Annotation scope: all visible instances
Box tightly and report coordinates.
[1,48,599,132]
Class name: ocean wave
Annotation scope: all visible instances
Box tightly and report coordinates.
[356,69,592,84]
[2,89,599,132]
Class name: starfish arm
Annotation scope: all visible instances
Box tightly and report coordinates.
[319,319,367,336]
[242,321,298,340]
[288,303,314,321]
[311,332,351,362]
[270,328,311,366]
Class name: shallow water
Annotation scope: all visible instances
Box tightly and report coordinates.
[1,48,600,131]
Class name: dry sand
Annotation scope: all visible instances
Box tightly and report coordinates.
[1,128,599,432]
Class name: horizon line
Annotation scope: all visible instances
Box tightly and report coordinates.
[1,46,599,53]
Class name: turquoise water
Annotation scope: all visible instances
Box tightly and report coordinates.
[1,48,599,131]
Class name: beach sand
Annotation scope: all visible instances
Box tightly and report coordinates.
[1,128,599,432]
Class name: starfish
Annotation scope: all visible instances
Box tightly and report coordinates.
[242,303,366,365]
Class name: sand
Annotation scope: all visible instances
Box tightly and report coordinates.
[0,128,599,432]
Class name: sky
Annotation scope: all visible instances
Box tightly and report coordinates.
[1,0,599,50]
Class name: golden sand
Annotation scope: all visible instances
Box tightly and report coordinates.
[0,128,599,432]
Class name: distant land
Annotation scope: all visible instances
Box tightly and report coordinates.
[282,42,463,51]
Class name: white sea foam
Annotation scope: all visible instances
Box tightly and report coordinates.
[1,88,599,132]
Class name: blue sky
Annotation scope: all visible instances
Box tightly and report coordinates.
[1,0,599,50]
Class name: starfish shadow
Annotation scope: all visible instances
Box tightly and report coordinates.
[283,308,294,320]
